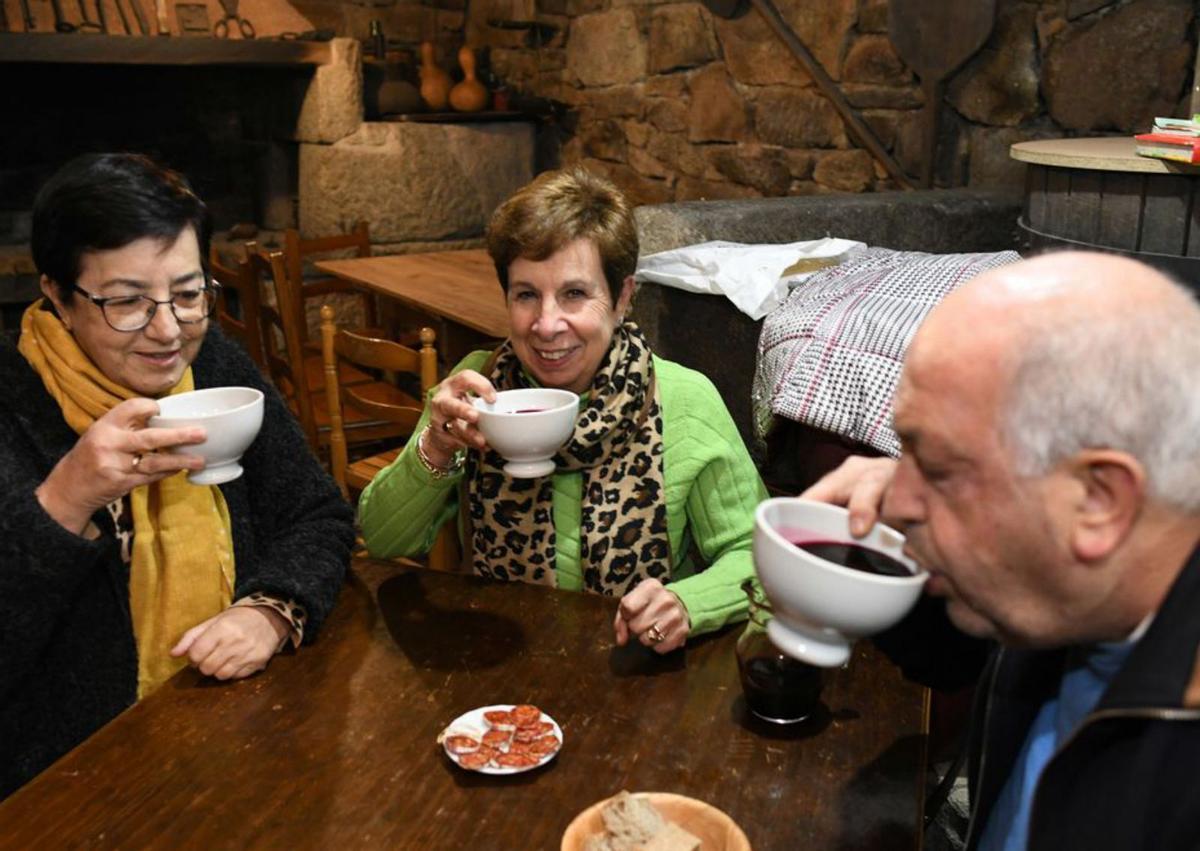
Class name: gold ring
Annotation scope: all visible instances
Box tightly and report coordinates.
[131,453,143,472]
[646,623,665,644]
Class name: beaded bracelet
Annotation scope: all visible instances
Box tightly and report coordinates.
[415,426,465,480]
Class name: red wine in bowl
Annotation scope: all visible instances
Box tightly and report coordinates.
[776,528,912,577]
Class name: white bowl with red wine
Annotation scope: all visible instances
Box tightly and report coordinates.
[473,388,580,478]
[753,497,928,667]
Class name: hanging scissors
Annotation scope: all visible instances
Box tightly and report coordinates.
[213,0,254,38]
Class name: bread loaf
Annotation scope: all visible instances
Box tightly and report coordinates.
[640,822,702,851]
[583,792,703,851]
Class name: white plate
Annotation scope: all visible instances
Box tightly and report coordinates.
[440,704,563,775]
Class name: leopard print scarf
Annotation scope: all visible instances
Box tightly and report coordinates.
[466,322,670,596]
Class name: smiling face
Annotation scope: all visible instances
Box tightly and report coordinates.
[506,238,633,395]
[41,226,208,398]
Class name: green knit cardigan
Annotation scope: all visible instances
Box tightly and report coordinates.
[358,351,767,636]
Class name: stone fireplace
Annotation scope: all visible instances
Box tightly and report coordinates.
[0,36,536,329]
[0,51,310,325]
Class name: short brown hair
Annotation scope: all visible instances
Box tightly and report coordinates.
[486,167,638,305]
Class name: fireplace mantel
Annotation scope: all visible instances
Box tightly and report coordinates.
[0,33,330,66]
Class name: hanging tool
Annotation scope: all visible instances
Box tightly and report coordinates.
[212,0,253,38]
[50,0,76,31]
[113,0,130,32]
[76,0,103,29]
[128,0,149,33]
[19,0,36,30]
[153,0,168,34]
[888,0,996,187]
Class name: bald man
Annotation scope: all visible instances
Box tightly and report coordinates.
[807,252,1200,851]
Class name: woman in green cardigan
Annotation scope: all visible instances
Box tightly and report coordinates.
[358,167,766,653]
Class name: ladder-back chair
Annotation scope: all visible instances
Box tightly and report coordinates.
[320,305,458,571]
[209,246,266,371]
[248,248,319,447]
[283,221,378,347]
[250,247,411,456]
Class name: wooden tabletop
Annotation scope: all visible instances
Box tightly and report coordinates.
[315,250,509,340]
[1010,136,1198,174]
[0,561,927,850]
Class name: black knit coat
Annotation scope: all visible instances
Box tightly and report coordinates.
[0,326,354,799]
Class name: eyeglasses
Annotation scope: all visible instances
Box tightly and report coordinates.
[69,280,220,332]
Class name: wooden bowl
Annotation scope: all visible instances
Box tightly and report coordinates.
[561,792,751,851]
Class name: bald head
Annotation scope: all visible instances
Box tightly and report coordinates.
[906,251,1200,511]
[913,251,1190,367]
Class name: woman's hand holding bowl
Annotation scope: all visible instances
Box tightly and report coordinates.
[423,370,497,468]
[35,397,207,535]
[613,578,691,654]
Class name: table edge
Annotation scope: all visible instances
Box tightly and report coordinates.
[1010,137,1199,174]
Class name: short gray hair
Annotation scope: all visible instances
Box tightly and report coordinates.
[1002,275,1200,512]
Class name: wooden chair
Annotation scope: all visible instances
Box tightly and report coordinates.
[320,305,458,571]
[248,248,318,445]
[209,246,266,370]
[249,248,409,455]
[283,221,378,348]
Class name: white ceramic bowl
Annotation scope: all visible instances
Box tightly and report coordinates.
[472,388,579,478]
[754,497,928,667]
[149,386,264,485]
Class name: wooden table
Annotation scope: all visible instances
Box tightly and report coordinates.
[1010,137,1200,288]
[0,561,927,849]
[315,250,509,363]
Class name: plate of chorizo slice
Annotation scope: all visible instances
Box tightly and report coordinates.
[439,704,563,775]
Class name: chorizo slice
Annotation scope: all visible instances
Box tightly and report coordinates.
[443,735,481,755]
[510,704,542,726]
[482,729,512,748]
[484,710,517,731]
[495,751,540,769]
[458,747,497,770]
[527,735,561,756]
[515,722,554,742]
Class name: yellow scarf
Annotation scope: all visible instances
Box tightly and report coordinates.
[19,301,235,698]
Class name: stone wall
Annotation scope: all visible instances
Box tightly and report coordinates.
[292,39,535,252]
[293,0,1197,204]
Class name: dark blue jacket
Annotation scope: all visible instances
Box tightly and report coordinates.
[964,545,1200,850]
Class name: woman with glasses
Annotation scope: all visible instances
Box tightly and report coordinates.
[0,153,353,800]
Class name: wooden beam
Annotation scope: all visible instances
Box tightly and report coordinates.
[0,33,329,66]
[747,0,916,190]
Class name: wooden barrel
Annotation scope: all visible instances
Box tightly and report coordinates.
[1010,137,1200,288]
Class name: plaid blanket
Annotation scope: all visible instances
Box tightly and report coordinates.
[753,247,1021,456]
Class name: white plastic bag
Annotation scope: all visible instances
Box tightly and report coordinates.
[634,238,865,320]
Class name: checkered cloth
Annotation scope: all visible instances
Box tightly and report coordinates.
[753,247,1021,456]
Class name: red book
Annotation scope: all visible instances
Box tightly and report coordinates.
[1134,132,1200,164]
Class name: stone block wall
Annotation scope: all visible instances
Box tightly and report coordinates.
[298,121,535,247]
[290,37,536,255]
[291,0,1196,204]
